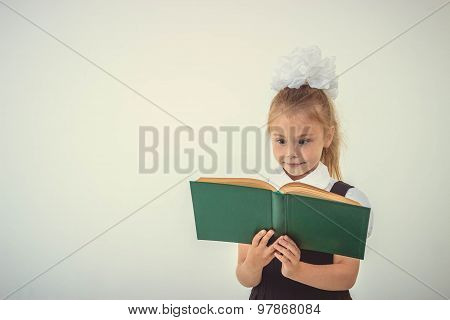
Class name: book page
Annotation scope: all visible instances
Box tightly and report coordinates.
[195,178,360,206]
[196,177,276,192]
[281,182,361,206]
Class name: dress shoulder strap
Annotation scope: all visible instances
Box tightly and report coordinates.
[329,180,354,197]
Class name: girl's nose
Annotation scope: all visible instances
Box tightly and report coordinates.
[286,145,299,159]
[287,142,305,159]
[287,149,298,159]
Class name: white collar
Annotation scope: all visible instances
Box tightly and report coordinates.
[264,161,332,190]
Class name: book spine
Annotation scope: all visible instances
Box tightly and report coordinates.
[271,191,286,241]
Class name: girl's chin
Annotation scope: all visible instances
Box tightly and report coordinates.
[283,165,305,175]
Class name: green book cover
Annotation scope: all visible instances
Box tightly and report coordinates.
[189,180,371,259]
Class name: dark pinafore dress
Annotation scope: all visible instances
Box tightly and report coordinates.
[249,180,354,300]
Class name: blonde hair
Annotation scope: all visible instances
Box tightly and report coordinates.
[266,84,345,180]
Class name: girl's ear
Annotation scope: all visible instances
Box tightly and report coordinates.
[324,126,335,148]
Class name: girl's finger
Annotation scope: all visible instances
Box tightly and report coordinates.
[268,236,282,251]
[278,238,300,258]
[282,236,301,254]
[251,229,267,247]
[274,243,297,263]
[283,235,299,247]
[259,229,275,247]
[274,251,288,264]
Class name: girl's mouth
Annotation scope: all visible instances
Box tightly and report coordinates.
[285,162,306,167]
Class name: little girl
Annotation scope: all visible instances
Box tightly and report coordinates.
[235,46,373,300]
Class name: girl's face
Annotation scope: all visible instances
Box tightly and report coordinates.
[270,112,334,180]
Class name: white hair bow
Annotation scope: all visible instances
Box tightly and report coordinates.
[271,45,338,100]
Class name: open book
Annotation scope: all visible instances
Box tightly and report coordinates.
[196,177,362,206]
[190,177,371,259]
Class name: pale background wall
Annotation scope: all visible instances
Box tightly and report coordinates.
[0,0,449,299]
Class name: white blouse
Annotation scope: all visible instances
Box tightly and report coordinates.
[261,161,374,239]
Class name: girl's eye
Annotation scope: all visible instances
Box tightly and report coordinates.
[276,138,285,144]
[298,139,311,145]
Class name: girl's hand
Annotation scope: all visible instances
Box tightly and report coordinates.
[274,235,302,279]
[245,229,277,270]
